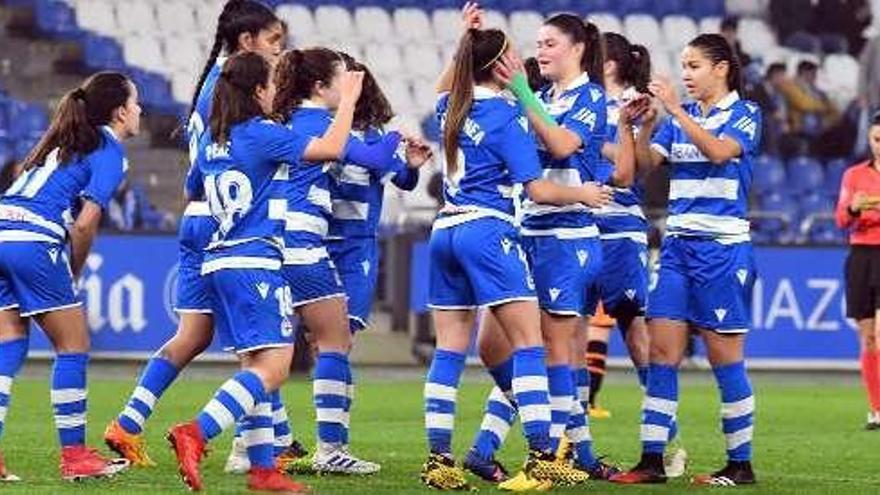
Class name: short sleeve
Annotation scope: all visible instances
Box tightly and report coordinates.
[493,115,542,184]
[561,87,605,148]
[719,101,763,158]
[256,120,313,165]
[650,115,676,159]
[81,143,127,209]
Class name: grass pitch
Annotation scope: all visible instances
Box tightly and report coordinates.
[1,367,877,494]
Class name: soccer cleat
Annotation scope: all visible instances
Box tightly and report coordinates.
[420,453,473,490]
[498,471,552,492]
[104,419,156,467]
[275,441,310,472]
[247,466,311,494]
[522,449,589,486]
[692,461,756,486]
[865,411,880,430]
[579,458,621,481]
[555,435,572,462]
[59,445,130,481]
[609,455,667,484]
[0,451,20,482]
[224,435,250,475]
[463,448,509,482]
[311,444,380,475]
[166,421,207,491]
[588,405,612,419]
[664,446,688,478]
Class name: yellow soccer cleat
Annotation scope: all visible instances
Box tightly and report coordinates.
[555,436,572,462]
[498,471,552,492]
[523,450,589,487]
[420,453,473,491]
[589,405,612,419]
[103,420,156,467]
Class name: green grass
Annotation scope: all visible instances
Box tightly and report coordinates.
[1,371,878,494]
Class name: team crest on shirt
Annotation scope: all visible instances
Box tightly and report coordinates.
[625,289,636,300]
[361,259,371,276]
[256,282,270,300]
[549,288,561,302]
[500,238,513,255]
[736,269,749,286]
[576,249,588,267]
[280,315,293,337]
[714,308,728,322]
[47,248,59,264]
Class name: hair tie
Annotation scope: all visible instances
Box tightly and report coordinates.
[480,36,509,71]
[71,88,86,101]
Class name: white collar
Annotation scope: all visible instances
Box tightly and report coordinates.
[563,72,590,92]
[300,99,328,109]
[101,125,119,141]
[713,91,740,111]
[473,85,501,100]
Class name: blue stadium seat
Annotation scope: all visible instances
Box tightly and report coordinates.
[34,0,80,40]
[128,69,177,113]
[752,155,786,194]
[7,102,48,140]
[687,0,724,19]
[800,192,834,217]
[0,140,12,167]
[824,157,850,194]
[616,0,650,16]
[82,34,125,71]
[759,191,800,226]
[787,156,824,194]
[652,0,687,18]
[14,137,38,162]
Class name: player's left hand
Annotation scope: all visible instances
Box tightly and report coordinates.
[620,94,650,125]
[404,136,434,168]
[493,50,525,88]
[648,77,680,113]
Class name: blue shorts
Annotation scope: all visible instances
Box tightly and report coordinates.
[647,237,756,333]
[589,237,649,319]
[282,254,346,308]
[0,241,80,316]
[174,244,214,314]
[207,268,295,353]
[522,235,602,317]
[428,217,536,309]
[327,238,379,332]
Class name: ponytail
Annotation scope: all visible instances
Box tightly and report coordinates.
[188,0,279,120]
[272,47,343,123]
[688,33,743,94]
[23,72,131,170]
[630,44,651,92]
[544,14,604,86]
[443,28,507,177]
[338,51,394,131]
[603,32,652,92]
[210,52,271,143]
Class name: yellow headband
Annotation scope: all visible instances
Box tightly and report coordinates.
[480,36,509,71]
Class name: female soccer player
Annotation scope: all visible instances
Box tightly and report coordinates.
[420,4,611,490]
[0,71,138,481]
[610,33,762,486]
[165,51,364,493]
[585,32,652,418]
[105,0,306,472]
[273,47,415,475]
[835,110,880,430]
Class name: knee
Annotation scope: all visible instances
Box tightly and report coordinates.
[648,342,681,366]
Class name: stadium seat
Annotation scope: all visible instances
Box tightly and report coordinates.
[74,0,118,37]
[35,0,79,39]
[788,156,825,195]
[822,54,859,108]
[698,16,721,34]
[624,15,662,48]
[403,45,442,80]
[431,8,460,45]
[800,192,835,216]
[738,18,777,55]
[758,191,800,227]
[171,71,196,109]
[195,0,224,34]
[509,10,543,46]
[115,0,158,36]
[364,43,403,77]
[410,77,437,115]
[82,34,126,70]
[129,68,175,111]
[314,5,354,41]
[123,35,166,73]
[480,9,509,32]
[7,102,48,140]
[588,13,623,35]
[661,15,698,50]
[155,2,197,35]
[725,0,769,17]
[616,0,651,16]
[164,36,204,74]
[687,0,725,19]
[276,4,316,43]
[354,6,393,43]
[394,8,433,43]
[652,0,687,18]
[382,78,415,116]
[824,157,850,194]
[753,155,786,194]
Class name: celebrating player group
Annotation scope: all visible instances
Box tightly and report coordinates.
[0,0,761,492]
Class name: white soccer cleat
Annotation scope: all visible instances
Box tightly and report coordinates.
[312,444,380,475]
[664,447,688,478]
[223,436,250,475]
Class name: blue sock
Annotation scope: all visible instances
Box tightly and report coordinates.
[314,352,349,446]
[51,353,89,447]
[637,365,648,389]
[425,349,466,455]
[196,370,265,441]
[640,363,678,455]
[566,395,597,469]
[341,365,353,446]
[118,356,179,434]
[0,338,28,440]
[488,357,514,391]
[512,347,551,453]
[241,399,274,469]
[547,365,573,453]
[270,390,293,457]
[713,361,754,462]
[472,386,516,460]
[573,367,590,412]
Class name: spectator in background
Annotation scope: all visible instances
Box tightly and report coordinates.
[102,179,175,231]
[770,0,814,47]
[749,63,789,156]
[813,0,872,55]
[720,16,752,69]
[859,33,880,113]
[0,160,22,192]
[780,60,840,139]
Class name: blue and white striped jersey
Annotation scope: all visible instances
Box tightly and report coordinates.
[434,87,543,229]
[521,72,607,237]
[195,117,312,272]
[595,95,649,244]
[327,127,418,239]
[0,126,127,244]
[650,91,762,243]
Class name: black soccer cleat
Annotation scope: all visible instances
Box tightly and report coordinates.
[692,461,756,487]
